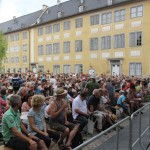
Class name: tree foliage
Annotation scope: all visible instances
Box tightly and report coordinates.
[0,31,7,70]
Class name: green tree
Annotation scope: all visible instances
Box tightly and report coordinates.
[0,31,7,72]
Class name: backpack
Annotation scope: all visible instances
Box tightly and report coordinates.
[71,132,83,148]
[12,78,20,88]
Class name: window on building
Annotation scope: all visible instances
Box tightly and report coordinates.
[38,66,44,72]
[75,40,82,52]
[75,64,83,74]
[131,5,143,18]
[15,34,19,41]
[75,18,83,28]
[38,27,43,36]
[5,58,8,63]
[25,68,28,73]
[101,12,112,24]
[15,57,19,63]
[58,11,62,18]
[114,9,125,22]
[114,34,125,49]
[129,63,142,76]
[23,32,27,39]
[45,25,52,34]
[63,65,71,74]
[90,38,98,50]
[90,14,99,25]
[130,32,142,47]
[23,56,27,62]
[10,57,14,63]
[46,44,52,55]
[63,42,70,53]
[101,36,111,50]
[38,45,44,55]
[79,5,84,12]
[15,46,20,52]
[10,35,14,42]
[53,43,60,54]
[23,44,28,51]
[53,23,60,33]
[63,21,70,30]
[53,65,60,75]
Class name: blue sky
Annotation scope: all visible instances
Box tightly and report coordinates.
[0,0,68,23]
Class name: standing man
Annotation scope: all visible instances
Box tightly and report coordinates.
[84,75,100,99]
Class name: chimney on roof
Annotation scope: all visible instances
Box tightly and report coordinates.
[43,4,48,11]
[13,16,18,24]
[57,0,61,5]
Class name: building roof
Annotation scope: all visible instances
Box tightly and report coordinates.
[0,0,136,34]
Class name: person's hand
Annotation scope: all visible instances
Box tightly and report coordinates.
[28,134,39,141]
[65,121,70,125]
[43,132,49,137]
[29,139,37,147]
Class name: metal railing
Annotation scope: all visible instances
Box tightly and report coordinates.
[130,102,150,150]
[74,102,150,150]
[74,116,131,150]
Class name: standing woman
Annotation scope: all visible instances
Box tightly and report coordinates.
[27,95,51,149]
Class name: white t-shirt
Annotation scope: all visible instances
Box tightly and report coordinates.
[72,95,88,119]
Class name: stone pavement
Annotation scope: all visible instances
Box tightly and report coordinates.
[80,105,150,150]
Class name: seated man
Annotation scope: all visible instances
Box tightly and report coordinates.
[117,90,130,116]
[49,88,78,150]
[72,91,91,131]
[87,89,114,132]
[2,95,47,150]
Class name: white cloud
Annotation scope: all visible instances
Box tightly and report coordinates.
[0,0,69,23]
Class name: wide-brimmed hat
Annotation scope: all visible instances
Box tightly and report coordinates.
[55,88,67,96]
[8,86,13,90]
[119,90,125,94]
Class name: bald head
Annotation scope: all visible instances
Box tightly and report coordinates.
[93,89,100,98]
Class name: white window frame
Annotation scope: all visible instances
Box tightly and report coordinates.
[53,43,60,54]
[101,36,111,50]
[129,62,142,76]
[63,65,71,74]
[131,5,143,18]
[46,44,52,55]
[38,45,44,55]
[75,40,82,52]
[75,64,83,74]
[129,31,142,47]
[90,37,98,50]
[63,42,70,53]
[90,14,99,25]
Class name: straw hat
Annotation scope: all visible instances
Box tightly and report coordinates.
[55,88,67,96]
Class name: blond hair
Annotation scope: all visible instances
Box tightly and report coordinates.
[31,95,45,107]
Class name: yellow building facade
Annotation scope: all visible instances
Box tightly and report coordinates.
[0,0,150,76]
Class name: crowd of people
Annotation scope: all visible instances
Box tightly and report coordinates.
[0,71,150,150]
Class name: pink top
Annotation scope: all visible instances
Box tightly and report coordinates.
[0,97,7,118]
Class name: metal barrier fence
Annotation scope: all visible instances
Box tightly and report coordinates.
[130,102,150,150]
[74,102,150,150]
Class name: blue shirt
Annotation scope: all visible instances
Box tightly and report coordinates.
[117,95,126,105]
[27,106,45,135]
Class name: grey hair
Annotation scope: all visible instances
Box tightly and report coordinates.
[10,95,21,108]
[16,87,26,95]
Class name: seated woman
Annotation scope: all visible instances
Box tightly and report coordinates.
[21,93,33,125]
[27,95,59,149]
[48,88,78,150]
